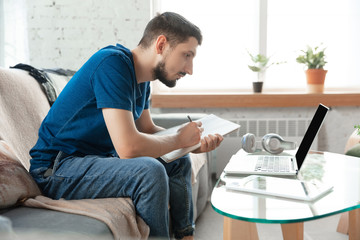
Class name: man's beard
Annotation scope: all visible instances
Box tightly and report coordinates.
[153,61,177,88]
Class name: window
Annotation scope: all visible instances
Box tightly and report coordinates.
[0,0,29,68]
[152,0,360,92]
[0,0,4,66]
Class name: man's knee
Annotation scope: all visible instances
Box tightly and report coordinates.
[133,157,169,203]
[138,157,169,186]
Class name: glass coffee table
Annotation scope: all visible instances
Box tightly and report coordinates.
[211,150,360,240]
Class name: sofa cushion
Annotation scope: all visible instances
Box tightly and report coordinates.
[1,206,113,239]
[0,141,41,209]
[0,67,50,170]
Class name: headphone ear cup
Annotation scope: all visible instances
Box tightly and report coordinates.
[262,133,296,154]
[262,133,285,154]
[241,133,256,153]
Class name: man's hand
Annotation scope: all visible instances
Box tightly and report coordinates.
[177,121,204,148]
[192,133,223,153]
[177,120,224,153]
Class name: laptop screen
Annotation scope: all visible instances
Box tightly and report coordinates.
[295,104,329,169]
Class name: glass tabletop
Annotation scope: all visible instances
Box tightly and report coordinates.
[211,150,360,224]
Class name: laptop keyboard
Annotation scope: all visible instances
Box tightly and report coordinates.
[254,156,290,172]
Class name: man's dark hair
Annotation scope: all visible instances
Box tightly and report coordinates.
[138,12,202,48]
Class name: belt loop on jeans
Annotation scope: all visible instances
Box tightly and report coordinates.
[43,151,69,177]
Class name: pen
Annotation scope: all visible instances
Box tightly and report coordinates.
[187,115,192,122]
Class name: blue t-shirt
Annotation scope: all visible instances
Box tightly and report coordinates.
[30,44,150,171]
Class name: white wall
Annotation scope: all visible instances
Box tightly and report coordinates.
[26,0,150,70]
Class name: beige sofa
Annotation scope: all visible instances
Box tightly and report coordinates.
[0,67,212,239]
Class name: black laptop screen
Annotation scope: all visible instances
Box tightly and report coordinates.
[295,104,329,168]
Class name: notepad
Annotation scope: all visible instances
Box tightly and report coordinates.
[154,114,240,163]
[225,175,333,201]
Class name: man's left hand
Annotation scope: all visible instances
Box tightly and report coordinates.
[192,134,223,153]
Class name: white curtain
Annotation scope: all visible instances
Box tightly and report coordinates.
[0,0,4,66]
[1,0,29,68]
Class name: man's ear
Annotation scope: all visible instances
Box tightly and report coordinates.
[155,35,167,54]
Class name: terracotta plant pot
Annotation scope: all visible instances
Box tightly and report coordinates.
[305,69,327,93]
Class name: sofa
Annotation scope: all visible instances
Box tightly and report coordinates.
[0,67,212,239]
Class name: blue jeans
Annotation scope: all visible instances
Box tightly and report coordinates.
[30,152,194,239]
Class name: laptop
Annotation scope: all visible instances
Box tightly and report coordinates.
[224,103,329,176]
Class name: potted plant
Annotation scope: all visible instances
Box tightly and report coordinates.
[296,45,327,93]
[248,51,283,93]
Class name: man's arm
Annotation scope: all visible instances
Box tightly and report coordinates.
[136,109,224,154]
[135,109,224,153]
[102,108,203,159]
[134,109,164,134]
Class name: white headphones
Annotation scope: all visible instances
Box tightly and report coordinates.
[241,133,296,154]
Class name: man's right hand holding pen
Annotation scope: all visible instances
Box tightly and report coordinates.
[176,115,223,154]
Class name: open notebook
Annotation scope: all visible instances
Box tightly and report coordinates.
[154,114,240,163]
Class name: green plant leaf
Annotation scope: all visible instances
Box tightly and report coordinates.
[247,51,284,73]
[248,65,261,72]
[296,44,327,69]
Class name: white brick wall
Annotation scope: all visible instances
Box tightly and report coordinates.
[26,0,150,70]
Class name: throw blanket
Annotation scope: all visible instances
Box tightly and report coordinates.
[23,196,149,240]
